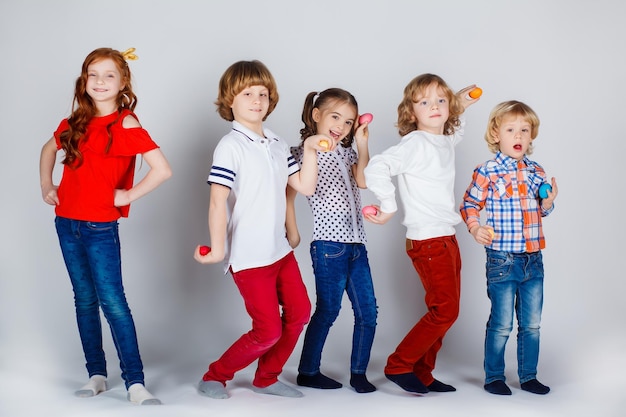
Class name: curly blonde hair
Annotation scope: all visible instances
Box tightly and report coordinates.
[215,60,279,121]
[485,100,540,154]
[396,73,463,136]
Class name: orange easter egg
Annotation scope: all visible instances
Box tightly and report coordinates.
[468,87,483,99]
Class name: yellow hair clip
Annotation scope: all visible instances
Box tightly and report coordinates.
[121,47,138,61]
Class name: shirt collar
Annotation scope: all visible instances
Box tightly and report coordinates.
[232,120,279,143]
[495,151,530,168]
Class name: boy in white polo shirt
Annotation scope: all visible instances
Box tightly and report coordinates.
[193,60,331,400]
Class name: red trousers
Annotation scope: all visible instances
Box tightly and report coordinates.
[202,252,311,387]
[384,235,461,385]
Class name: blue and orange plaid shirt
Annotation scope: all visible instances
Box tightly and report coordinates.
[460,152,554,253]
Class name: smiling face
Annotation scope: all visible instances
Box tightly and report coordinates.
[312,100,356,145]
[493,114,533,160]
[411,82,450,135]
[230,85,270,133]
[85,58,124,114]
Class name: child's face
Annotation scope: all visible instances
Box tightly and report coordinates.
[493,114,533,161]
[312,101,356,145]
[230,85,270,129]
[86,58,124,109]
[411,83,449,135]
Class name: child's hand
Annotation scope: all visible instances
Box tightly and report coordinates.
[456,84,481,110]
[193,244,224,264]
[541,177,558,210]
[354,116,370,146]
[41,184,59,206]
[305,134,335,152]
[470,225,494,245]
[114,189,130,207]
[286,228,300,249]
[363,206,394,225]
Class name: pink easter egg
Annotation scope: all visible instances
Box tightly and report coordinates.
[359,113,373,124]
[361,205,378,216]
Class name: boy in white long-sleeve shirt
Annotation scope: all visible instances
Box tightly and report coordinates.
[363,74,478,394]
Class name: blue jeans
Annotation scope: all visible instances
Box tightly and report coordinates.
[55,217,144,389]
[298,241,378,375]
[484,248,544,384]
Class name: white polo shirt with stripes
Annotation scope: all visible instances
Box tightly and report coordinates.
[208,121,300,274]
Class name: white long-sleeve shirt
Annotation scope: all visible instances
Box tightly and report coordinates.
[364,120,464,240]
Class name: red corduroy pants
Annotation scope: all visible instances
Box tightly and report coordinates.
[384,235,461,385]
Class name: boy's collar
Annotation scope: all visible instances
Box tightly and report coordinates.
[232,120,278,142]
[496,152,529,167]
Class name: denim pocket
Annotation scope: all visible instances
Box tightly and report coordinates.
[86,221,116,232]
[486,250,512,283]
[311,240,346,271]
[319,241,346,259]
[528,251,544,281]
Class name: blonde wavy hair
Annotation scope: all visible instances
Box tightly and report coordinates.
[396,73,463,137]
[485,100,540,154]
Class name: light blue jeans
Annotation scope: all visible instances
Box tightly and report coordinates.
[55,216,144,389]
[298,241,378,375]
[484,248,544,384]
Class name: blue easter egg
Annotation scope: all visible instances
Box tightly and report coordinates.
[538,183,552,199]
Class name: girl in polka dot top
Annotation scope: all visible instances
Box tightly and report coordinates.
[287,88,378,394]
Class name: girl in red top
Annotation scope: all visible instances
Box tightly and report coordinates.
[39,48,172,405]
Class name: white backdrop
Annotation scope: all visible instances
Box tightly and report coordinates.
[1,1,625,416]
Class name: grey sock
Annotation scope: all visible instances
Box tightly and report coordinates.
[252,381,303,398]
[198,380,229,399]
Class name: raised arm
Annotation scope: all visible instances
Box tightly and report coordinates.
[287,134,331,196]
[352,119,370,188]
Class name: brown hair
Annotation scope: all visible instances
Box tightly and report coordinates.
[60,47,137,167]
[396,73,463,137]
[299,88,358,148]
[215,60,279,121]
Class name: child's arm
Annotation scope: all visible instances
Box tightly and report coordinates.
[362,145,407,224]
[113,114,172,206]
[39,137,60,206]
[287,134,330,196]
[352,119,370,189]
[194,183,229,264]
[285,185,300,249]
[113,148,172,207]
[540,177,558,212]
[460,168,493,245]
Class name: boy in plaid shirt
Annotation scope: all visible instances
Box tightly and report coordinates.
[460,100,558,396]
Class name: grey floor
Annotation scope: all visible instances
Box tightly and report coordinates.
[2,350,624,417]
